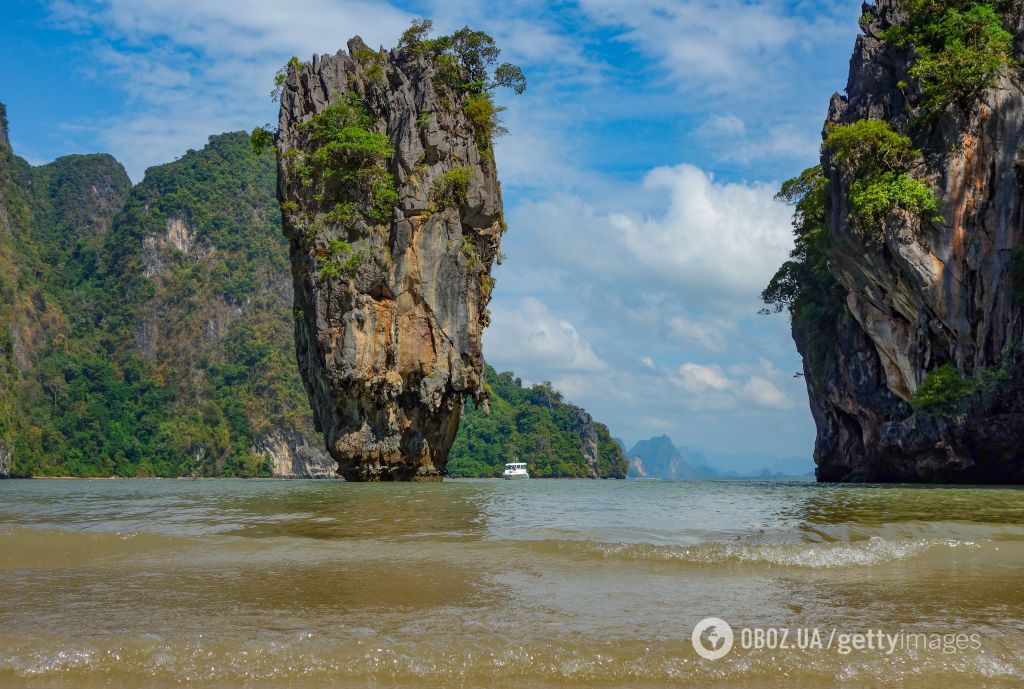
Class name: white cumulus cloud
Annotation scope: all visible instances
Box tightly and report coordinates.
[742,376,794,410]
[485,297,607,375]
[506,164,794,306]
[675,363,731,394]
[669,360,792,411]
[611,164,794,300]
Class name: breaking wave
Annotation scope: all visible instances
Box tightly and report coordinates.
[515,535,988,569]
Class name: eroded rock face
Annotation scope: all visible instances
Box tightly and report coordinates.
[277,38,504,481]
[253,428,336,478]
[141,217,208,278]
[805,1,1024,482]
[627,457,647,479]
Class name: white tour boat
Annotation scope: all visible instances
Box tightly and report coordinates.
[502,460,529,480]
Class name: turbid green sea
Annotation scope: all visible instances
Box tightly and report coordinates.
[0,478,1022,688]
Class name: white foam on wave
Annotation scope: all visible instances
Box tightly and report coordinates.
[573,536,982,569]
[2,631,1021,686]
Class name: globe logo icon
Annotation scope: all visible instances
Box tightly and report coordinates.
[691,617,734,660]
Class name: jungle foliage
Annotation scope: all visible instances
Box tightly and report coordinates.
[880,0,1014,116]
[761,166,847,381]
[448,365,629,478]
[825,120,941,244]
[398,19,525,151]
[0,131,314,477]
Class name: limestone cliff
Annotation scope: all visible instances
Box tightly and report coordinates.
[253,428,336,478]
[95,132,333,478]
[799,1,1024,482]
[276,36,507,480]
[627,456,647,480]
[570,406,619,479]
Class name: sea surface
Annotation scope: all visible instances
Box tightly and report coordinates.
[0,478,1022,688]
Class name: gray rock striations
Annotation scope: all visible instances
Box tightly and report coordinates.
[799,1,1024,482]
[276,36,508,480]
[570,406,611,479]
[253,428,336,478]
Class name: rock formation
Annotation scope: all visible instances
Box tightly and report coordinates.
[253,428,336,478]
[626,436,700,480]
[626,456,647,480]
[570,406,618,479]
[796,1,1024,482]
[276,37,506,480]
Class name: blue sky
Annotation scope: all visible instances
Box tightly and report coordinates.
[1,0,864,460]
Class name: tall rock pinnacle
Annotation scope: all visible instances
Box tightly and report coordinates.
[275,31,512,480]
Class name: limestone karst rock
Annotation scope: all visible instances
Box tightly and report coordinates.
[796,1,1024,482]
[276,37,506,480]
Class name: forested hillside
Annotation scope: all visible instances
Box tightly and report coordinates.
[0,120,327,477]
[448,366,628,478]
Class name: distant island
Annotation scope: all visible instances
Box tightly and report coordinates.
[623,435,812,480]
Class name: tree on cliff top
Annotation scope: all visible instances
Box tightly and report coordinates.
[397,19,526,151]
[252,22,525,156]
[398,19,526,95]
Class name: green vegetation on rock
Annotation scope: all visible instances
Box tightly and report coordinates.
[271,56,302,102]
[881,0,1014,116]
[318,238,364,281]
[353,48,386,85]
[398,20,526,95]
[912,360,1012,412]
[431,166,473,210]
[448,365,629,478]
[397,19,524,152]
[290,93,397,231]
[826,119,920,172]
[848,172,941,237]
[762,166,847,381]
[462,93,508,149]
[912,363,975,410]
[825,120,941,244]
